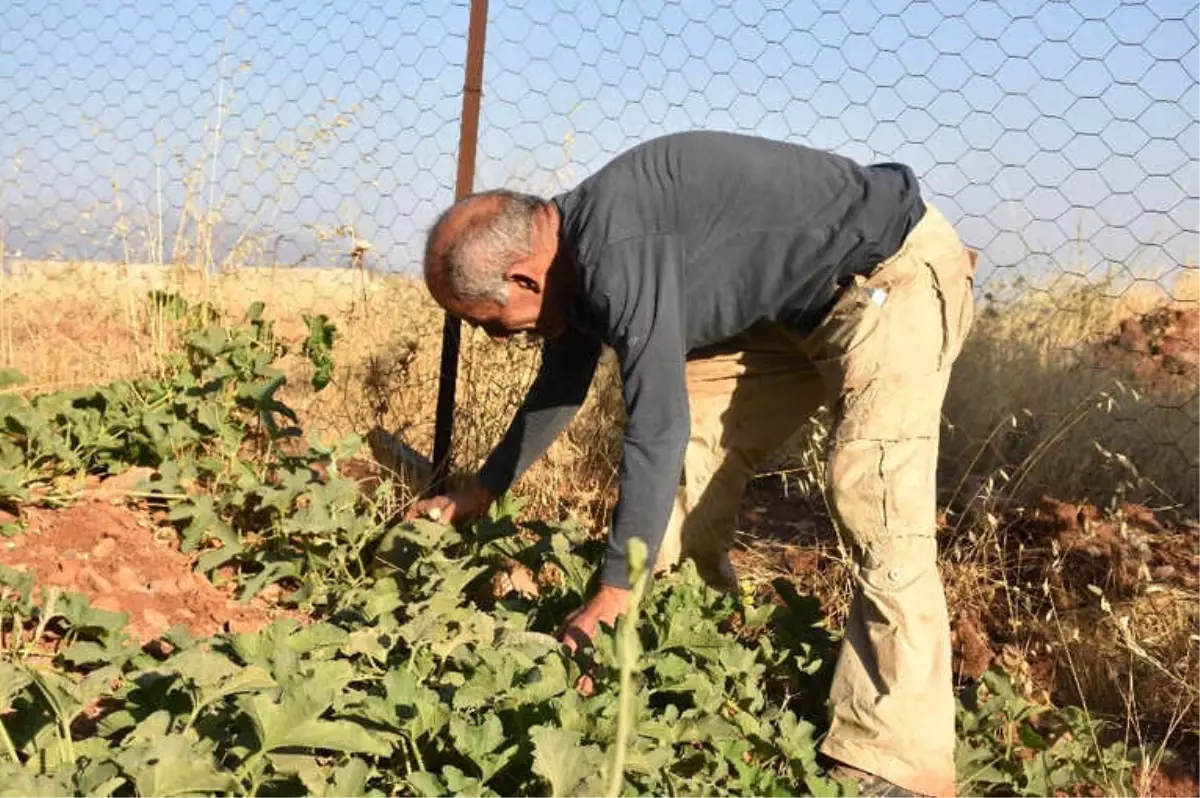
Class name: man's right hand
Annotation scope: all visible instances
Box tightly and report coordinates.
[405,479,494,525]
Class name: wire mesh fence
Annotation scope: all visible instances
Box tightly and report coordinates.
[1,0,1197,512]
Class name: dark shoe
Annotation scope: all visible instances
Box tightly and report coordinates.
[829,764,922,797]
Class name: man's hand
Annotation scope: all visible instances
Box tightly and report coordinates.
[405,479,494,525]
[560,583,633,654]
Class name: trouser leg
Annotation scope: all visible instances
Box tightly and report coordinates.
[806,204,977,798]
[654,323,826,591]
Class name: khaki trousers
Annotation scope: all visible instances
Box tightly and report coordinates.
[654,204,976,797]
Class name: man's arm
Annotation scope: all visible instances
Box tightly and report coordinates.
[476,326,603,497]
[593,234,690,589]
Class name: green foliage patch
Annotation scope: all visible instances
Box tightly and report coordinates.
[0,298,1146,797]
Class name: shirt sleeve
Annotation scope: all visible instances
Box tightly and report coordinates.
[476,326,602,497]
[592,234,691,590]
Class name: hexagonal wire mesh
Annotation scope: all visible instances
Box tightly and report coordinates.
[0,0,1196,510]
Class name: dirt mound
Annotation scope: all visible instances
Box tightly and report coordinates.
[1136,762,1200,798]
[1097,305,1199,386]
[951,609,996,680]
[0,501,295,643]
[1017,496,1199,602]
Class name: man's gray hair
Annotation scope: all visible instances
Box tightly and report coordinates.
[426,189,546,305]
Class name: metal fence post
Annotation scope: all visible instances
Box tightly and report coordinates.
[429,0,489,496]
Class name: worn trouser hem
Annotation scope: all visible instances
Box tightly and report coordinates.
[819,737,956,798]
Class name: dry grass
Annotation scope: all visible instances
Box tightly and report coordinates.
[0,259,622,519]
[942,268,1199,517]
[2,257,1198,760]
[8,260,1193,514]
[940,500,1200,737]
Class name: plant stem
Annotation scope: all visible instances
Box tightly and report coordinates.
[237,750,266,798]
[413,737,426,773]
[607,539,649,798]
[33,588,58,643]
[0,717,19,763]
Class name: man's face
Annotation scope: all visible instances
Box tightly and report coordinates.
[440,278,564,343]
[426,198,569,342]
[458,294,536,342]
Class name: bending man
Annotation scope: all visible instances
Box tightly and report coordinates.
[412,130,976,798]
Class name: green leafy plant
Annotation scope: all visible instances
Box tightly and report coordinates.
[302,313,338,392]
[0,300,1151,797]
[956,668,1138,797]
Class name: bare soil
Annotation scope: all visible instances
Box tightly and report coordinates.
[0,499,296,643]
[1012,496,1199,601]
[1135,761,1200,798]
[1096,305,1199,387]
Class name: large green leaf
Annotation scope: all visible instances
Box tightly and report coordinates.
[0,766,75,798]
[329,758,372,798]
[662,608,729,662]
[52,593,129,636]
[28,664,121,730]
[406,771,446,798]
[116,735,237,797]
[243,691,391,756]
[0,662,31,712]
[530,726,606,798]
[168,496,240,556]
[0,368,25,390]
[382,669,447,741]
[450,713,515,781]
[236,558,302,601]
[444,765,496,797]
[170,647,276,711]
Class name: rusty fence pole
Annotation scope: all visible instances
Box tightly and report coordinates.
[429,0,489,496]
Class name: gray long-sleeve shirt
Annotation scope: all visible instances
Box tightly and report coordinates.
[477,130,925,588]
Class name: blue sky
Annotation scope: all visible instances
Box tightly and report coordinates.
[1,0,1196,290]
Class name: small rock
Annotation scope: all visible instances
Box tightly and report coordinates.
[507,561,539,599]
[1152,565,1176,581]
[148,578,180,596]
[489,571,516,599]
[146,639,175,657]
[87,466,157,502]
[142,609,170,633]
[783,547,819,575]
[116,566,147,593]
[91,537,117,559]
[175,574,197,593]
[176,608,195,620]
[952,612,995,680]
[92,596,123,613]
[81,567,115,594]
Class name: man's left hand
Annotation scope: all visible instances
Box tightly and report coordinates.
[560,583,632,654]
